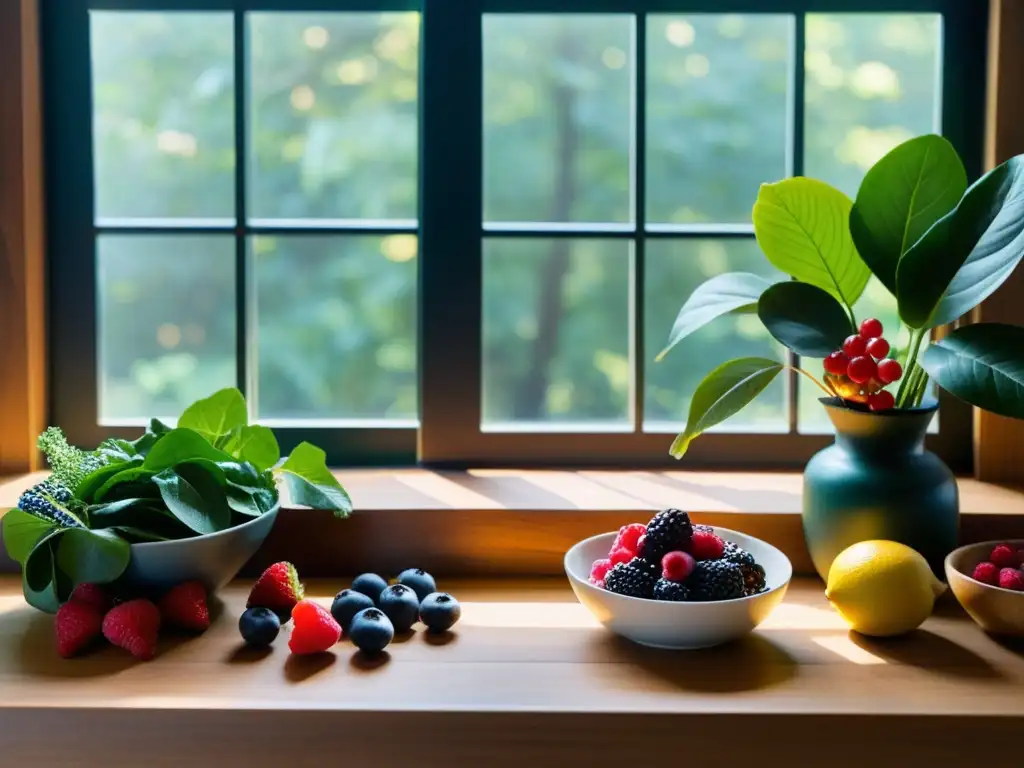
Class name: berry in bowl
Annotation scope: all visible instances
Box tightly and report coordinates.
[946,540,1024,636]
[565,509,792,649]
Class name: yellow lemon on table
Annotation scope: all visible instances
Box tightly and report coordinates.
[825,540,946,637]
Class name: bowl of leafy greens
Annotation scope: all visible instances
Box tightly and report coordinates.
[2,388,351,612]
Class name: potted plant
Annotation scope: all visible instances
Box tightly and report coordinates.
[2,388,351,612]
[660,134,1024,579]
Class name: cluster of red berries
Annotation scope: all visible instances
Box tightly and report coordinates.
[823,317,903,412]
[971,543,1024,591]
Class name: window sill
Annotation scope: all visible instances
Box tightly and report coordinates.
[0,576,1020,763]
[3,469,1023,577]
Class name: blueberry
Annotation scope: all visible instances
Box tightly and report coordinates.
[378,584,420,633]
[239,607,280,648]
[351,573,388,604]
[330,589,375,632]
[348,608,394,654]
[419,592,461,633]
[397,568,437,601]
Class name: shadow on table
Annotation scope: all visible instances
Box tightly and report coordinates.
[599,632,797,693]
[284,651,336,682]
[849,629,1004,679]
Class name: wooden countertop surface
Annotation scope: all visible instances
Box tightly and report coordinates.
[0,576,1021,766]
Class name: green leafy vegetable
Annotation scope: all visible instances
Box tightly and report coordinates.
[143,428,235,472]
[152,463,232,534]
[56,528,131,587]
[178,387,248,445]
[279,442,352,516]
[222,425,280,472]
[2,509,57,566]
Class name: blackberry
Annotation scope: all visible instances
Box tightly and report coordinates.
[18,482,82,528]
[653,579,691,602]
[643,508,693,562]
[604,557,659,599]
[689,560,745,601]
[722,542,768,595]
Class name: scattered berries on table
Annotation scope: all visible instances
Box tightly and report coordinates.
[865,337,890,359]
[843,334,867,358]
[661,551,696,582]
[643,508,693,563]
[396,568,437,602]
[653,579,691,602]
[330,589,376,632]
[604,557,659,599]
[159,581,210,632]
[689,560,745,602]
[247,561,304,623]
[998,568,1024,592]
[378,584,420,633]
[612,523,646,556]
[102,599,161,661]
[689,530,726,561]
[288,599,341,655]
[868,390,895,412]
[990,544,1017,568]
[55,600,103,658]
[70,583,110,614]
[351,573,389,605]
[589,558,613,588]
[239,607,281,648]
[348,607,395,654]
[972,561,1000,585]
[859,318,883,339]
[420,593,462,633]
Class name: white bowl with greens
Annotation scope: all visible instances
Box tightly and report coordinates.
[2,388,351,612]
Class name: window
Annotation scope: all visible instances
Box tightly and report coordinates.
[45,0,986,470]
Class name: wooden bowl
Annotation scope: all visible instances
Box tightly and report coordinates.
[945,539,1024,636]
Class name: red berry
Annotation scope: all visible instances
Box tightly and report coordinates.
[823,351,849,376]
[247,561,305,620]
[867,390,895,412]
[636,534,647,556]
[1017,549,1024,567]
[159,581,210,632]
[689,530,725,561]
[847,356,877,385]
[876,358,903,384]
[990,544,1017,568]
[609,546,634,567]
[865,337,890,359]
[843,335,867,358]
[589,558,613,587]
[102,600,161,661]
[998,568,1024,592]
[612,523,646,556]
[859,318,883,339]
[288,599,341,654]
[972,561,999,585]
[661,551,696,582]
[55,601,103,659]
[69,583,111,614]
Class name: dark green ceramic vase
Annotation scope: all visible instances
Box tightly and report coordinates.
[803,397,958,581]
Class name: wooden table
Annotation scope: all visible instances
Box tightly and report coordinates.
[0,576,1020,766]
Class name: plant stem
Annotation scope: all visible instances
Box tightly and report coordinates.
[791,365,837,397]
[896,329,925,407]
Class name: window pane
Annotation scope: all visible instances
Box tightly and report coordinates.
[483,239,631,429]
[804,13,942,198]
[98,235,236,421]
[647,15,792,224]
[645,239,787,432]
[252,235,417,422]
[91,12,234,221]
[249,13,419,221]
[483,15,633,223]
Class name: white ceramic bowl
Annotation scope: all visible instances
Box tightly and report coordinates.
[565,526,792,649]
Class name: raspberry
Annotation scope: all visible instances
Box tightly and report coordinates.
[609,546,634,567]
[990,544,1017,568]
[102,600,161,661]
[876,359,903,384]
[69,583,111,614]
[288,599,341,654]
[636,534,647,556]
[859,318,883,339]
[868,390,895,412]
[843,334,867,358]
[689,530,725,561]
[589,558,613,587]
[972,561,999,585]
[55,601,103,658]
[847,356,877,385]
[661,551,696,582]
[865,337,890,359]
[998,568,1024,592]
[158,581,210,632]
[612,523,646,555]
[823,351,849,376]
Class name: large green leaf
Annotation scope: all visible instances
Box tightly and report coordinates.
[178,387,248,444]
[88,498,193,539]
[56,528,131,587]
[849,134,967,296]
[152,464,232,534]
[669,358,785,459]
[143,428,235,472]
[222,425,280,472]
[921,323,1024,419]
[279,442,352,516]
[897,156,1024,328]
[93,466,155,502]
[757,281,853,357]
[656,272,777,361]
[77,457,142,501]
[2,509,57,566]
[22,533,65,614]
[753,178,869,308]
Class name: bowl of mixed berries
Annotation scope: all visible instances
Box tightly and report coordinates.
[946,540,1024,636]
[564,509,792,649]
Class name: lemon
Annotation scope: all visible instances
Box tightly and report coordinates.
[824,540,946,637]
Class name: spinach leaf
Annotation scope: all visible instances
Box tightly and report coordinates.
[143,428,235,472]
[178,388,248,445]
[22,533,64,614]
[222,425,280,472]
[56,528,131,586]
[279,442,351,516]
[77,457,143,502]
[152,463,232,534]
[88,498,194,539]
[2,509,57,566]
[93,466,155,502]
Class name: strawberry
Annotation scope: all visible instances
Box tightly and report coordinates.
[288,599,341,655]
[102,599,161,660]
[247,561,304,621]
[159,581,210,632]
[55,601,103,658]
[69,583,111,613]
